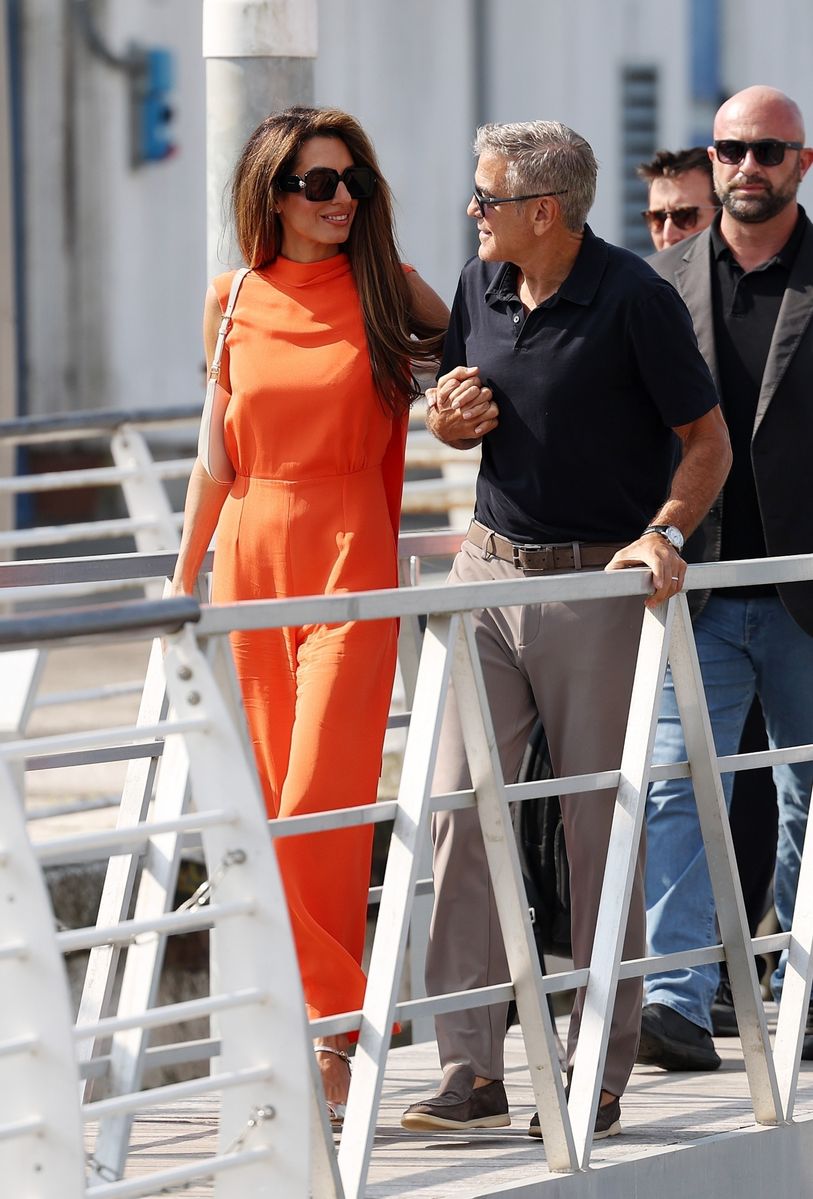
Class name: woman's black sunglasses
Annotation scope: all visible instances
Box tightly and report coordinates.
[277,166,377,202]
[713,139,803,167]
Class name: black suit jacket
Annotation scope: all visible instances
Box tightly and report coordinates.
[649,217,813,636]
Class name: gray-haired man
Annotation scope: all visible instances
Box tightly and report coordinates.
[400,120,730,1138]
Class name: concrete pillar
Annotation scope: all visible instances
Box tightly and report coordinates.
[202,0,318,280]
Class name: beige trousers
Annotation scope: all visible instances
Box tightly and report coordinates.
[425,538,647,1098]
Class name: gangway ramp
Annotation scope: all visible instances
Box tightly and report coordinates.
[98,1024,813,1198]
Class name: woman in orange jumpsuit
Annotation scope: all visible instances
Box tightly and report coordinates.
[172,107,447,1122]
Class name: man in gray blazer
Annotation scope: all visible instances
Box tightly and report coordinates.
[640,85,813,1072]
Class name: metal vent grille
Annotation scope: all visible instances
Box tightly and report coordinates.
[621,66,658,256]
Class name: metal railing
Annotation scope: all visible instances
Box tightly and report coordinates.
[0,599,313,1198]
[1,547,812,1196]
[0,402,478,558]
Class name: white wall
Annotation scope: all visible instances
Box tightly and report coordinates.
[721,0,813,211]
[96,1,207,413]
[314,0,695,300]
[314,0,477,304]
[22,0,207,417]
[483,0,690,243]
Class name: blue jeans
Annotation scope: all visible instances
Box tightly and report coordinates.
[644,595,813,1032]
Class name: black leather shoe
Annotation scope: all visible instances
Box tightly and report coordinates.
[637,1003,721,1071]
[799,1006,813,1061]
[711,979,739,1037]
[401,1073,510,1131]
[529,1094,621,1141]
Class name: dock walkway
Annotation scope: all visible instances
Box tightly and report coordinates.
[105,1018,813,1198]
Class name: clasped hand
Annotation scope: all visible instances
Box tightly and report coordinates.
[426,365,499,446]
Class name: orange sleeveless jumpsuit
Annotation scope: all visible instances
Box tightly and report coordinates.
[210,255,408,1028]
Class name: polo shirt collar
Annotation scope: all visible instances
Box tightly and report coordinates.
[710,205,807,267]
[484,225,608,308]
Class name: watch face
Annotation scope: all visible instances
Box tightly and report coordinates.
[665,526,684,551]
[645,525,684,551]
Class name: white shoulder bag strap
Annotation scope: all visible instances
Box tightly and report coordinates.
[198,267,251,482]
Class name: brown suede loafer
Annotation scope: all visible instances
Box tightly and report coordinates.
[401,1079,510,1131]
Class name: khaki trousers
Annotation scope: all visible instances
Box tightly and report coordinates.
[425,538,647,1098]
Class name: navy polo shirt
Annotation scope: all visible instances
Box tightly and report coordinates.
[440,225,720,544]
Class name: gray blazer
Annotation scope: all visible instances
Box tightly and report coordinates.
[649,218,813,636]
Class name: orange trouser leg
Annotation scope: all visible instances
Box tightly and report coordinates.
[277,616,397,1025]
[239,616,397,1027]
[228,624,297,813]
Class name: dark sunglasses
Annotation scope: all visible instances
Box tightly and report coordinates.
[472,183,567,218]
[641,206,718,232]
[277,165,377,202]
[713,138,804,167]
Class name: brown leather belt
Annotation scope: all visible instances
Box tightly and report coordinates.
[466,520,625,573]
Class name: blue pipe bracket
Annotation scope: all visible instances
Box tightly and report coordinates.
[130,47,177,167]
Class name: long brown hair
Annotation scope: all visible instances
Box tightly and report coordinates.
[231,106,445,414]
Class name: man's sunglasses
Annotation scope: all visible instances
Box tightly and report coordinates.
[641,206,718,233]
[277,166,377,202]
[713,139,804,167]
[472,183,567,218]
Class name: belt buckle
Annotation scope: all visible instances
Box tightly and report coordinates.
[514,542,550,571]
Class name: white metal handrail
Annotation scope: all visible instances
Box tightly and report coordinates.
[0,553,812,1195]
[0,610,313,1198]
[0,533,460,833]
[193,553,813,1191]
[0,403,476,564]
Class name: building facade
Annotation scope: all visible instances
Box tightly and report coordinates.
[6,0,813,419]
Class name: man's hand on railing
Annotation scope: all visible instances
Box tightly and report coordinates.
[426,365,498,449]
[605,535,686,610]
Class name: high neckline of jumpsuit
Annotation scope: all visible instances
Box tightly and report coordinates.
[258,252,353,288]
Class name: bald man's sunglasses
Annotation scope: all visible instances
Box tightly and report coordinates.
[713,139,803,167]
[278,166,377,201]
[642,206,718,232]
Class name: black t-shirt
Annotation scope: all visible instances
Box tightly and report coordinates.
[439,226,720,544]
[710,210,805,596]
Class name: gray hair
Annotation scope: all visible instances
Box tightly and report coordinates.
[474,120,597,232]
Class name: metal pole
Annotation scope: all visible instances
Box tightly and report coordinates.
[0,0,17,542]
[202,0,318,281]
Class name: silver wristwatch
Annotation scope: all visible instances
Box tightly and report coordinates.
[643,524,684,553]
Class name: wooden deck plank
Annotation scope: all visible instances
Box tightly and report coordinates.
[91,1012,813,1197]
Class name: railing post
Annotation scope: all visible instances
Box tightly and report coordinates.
[774,783,813,1117]
[76,630,173,1101]
[164,623,310,1198]
[0,760,85,1197]
[668,594,782,1125]
[338,613,458,1199]
[0,647,45,790]
[110,424,181,559]
[86,712,191,1182]
[567,598,674,1166]
[397,553,435,1046]
[452,612,578,1172]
